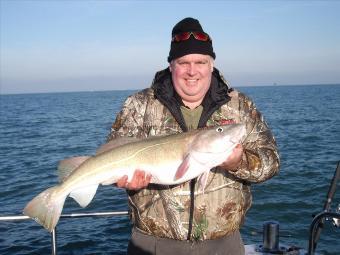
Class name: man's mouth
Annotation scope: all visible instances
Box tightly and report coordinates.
[186,79,199,85]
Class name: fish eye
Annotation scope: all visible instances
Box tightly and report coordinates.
[216,127,224,133]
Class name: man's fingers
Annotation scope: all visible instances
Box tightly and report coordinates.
[128,170,140,189]
[128,170,145,190]
[116,175,128,188]
[145,174,152,185]
[139,172,150,187]
[116,170,152,190]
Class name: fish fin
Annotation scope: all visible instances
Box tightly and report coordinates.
[69,184,98,208]
[174,154,190,181]
[96,137,138,155]
[197,170,210,193]
[58,156,90,182]
[23,186,66,232]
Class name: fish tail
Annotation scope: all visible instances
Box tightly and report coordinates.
[23,186,66,232]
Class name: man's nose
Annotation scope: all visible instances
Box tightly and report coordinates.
[187,63,197,76]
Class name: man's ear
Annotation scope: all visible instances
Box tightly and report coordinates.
[210,58,214,72]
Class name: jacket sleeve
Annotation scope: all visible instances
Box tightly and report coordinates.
[106,93,146,142]
[229,93,280,183]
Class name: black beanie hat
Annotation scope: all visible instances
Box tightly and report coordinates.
[168,17,215,62]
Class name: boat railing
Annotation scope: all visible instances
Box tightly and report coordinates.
[307,211,340,255]
[308,161,340,254]
[0,211,129,255]
[1,209,340,254]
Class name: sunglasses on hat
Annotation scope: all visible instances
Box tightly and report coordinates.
[172,31,211,42]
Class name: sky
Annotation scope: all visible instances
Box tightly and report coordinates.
[1,0,340,94]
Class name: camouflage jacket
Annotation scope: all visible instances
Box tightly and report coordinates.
[107,68,280,241]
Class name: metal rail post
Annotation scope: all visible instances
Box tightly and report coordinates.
[51,228,57,255]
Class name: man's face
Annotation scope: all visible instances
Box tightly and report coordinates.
[170,54,213,109]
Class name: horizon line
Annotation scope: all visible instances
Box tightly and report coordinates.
[1,83,339,96]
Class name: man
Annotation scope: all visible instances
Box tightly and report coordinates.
[107,17,280,255]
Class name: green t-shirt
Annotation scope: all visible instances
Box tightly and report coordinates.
[180,105,203,130]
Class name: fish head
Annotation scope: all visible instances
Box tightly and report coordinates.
[174,124,247,182]
[190,123,247,157]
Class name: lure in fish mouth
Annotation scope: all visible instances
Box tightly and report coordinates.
[23,123,247,232]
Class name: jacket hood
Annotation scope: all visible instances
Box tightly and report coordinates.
[151,67,231,103]
[151,67,232,131]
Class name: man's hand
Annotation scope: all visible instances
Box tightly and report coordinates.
[116,170,152,190]
[220,144,243,171]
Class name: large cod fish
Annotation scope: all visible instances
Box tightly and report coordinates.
[24,124,246,232]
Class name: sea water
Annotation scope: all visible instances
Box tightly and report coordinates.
[0,85,339,254]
